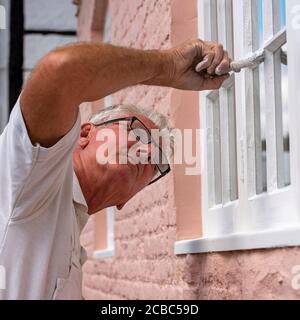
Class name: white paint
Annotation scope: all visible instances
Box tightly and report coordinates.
[230,48,264,72]
[0,4,6,30]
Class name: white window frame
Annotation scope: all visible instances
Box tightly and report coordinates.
[175,0,300,254]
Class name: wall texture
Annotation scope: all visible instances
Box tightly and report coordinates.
[78,0,300,300]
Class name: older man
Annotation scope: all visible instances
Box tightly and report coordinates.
[0,40,230,299]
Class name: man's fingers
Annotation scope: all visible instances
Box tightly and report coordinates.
[195,52,214,72]
[207,44,224,75]
[202,74,230,90]
[216,51,231,75]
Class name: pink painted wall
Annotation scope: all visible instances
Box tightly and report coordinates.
[78,0,300,300]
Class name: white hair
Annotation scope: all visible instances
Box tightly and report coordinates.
[89,104,174,159]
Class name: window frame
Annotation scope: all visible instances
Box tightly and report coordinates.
[175,0,300,254]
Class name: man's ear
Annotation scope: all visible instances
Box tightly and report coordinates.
[78,123,93,149]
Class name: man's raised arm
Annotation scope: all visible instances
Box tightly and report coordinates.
[20,40,230,148]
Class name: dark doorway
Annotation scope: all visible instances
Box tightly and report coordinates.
[9,0,24,112]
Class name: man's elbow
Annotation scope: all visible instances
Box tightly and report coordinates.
[37,50,71,80]
[23,49,73,100]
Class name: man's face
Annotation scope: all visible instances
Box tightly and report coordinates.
[78,113,161,209]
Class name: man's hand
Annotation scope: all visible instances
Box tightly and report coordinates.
[159,39,231,91]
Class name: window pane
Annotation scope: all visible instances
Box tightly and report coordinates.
[280,0,286,27]
[258,0,264,47]
[258,0,286,35]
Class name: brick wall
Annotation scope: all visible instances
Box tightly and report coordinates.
[79,0,300,300]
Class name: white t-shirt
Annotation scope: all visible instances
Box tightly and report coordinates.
[0,96,89,300]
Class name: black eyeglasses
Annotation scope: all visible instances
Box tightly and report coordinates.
[94,116,171,185]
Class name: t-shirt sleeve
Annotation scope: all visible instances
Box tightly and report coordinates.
[0,95,81,222]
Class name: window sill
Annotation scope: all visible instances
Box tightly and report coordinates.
[93,248,115,259]
[174,226,300,254]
